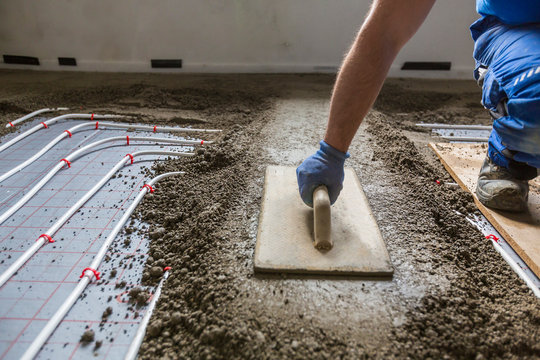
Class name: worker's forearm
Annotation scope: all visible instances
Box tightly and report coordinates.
[324,0,435,153]
[324,22,398,152]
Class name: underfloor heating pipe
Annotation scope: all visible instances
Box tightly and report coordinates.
[441,136,489,142]
[0,121,220,184]
[487,239,540,298]
[124,269,170,360]
[0,152,191,288]
[0,112,222,155]
[416,123,492,131]
[20,172,182,360]
[0,114,123,154]
[0,136,208,225]
[466,218,540,298]
[4,107,69,128]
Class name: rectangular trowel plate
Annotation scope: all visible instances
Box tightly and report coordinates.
[254,166,394,277]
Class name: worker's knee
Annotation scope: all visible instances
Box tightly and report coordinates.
[481,62,540,159]
[488,126,540,180]
[492,96,540,155]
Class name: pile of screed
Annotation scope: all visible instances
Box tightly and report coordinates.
[364,115,539,358]
[134,83,538,359]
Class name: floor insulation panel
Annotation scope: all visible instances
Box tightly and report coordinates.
[0,117,195,359]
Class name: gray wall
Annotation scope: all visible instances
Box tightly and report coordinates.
[0,0,478,78]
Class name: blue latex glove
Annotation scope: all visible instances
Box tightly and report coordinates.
[296,140,350,207]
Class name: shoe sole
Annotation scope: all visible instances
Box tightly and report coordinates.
[476,184,527,212]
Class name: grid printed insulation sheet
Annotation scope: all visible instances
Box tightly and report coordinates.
[0,117,194,359]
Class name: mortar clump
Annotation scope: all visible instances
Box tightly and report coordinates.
[128,287,151,306]
[149,266,164,278]
[80,329,95,345]
[101,306,113,321]
[147,319,164,338]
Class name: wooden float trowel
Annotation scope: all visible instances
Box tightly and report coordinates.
[253,165,393,277]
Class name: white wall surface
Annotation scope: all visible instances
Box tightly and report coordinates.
[0,1,478,78]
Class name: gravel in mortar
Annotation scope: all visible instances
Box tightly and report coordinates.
[0,71,538,359]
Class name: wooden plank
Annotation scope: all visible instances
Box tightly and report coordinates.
[429,143,540,277]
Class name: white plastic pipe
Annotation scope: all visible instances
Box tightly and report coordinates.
[0,114,123,155]
[0,153,189,288]
[0,113,222,155]
[21,172,182,360]
[465,217,540,298]
[98,122,222,134]
[490,239,540,298]
[0,122,90,184]
[0,121,217,184]
[124,270,170,360]
[416,123,492,130]
[4,107,69,128]
[0,136,206,225]
[441,136,489,142]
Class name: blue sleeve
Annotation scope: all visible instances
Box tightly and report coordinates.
[476,0,540,25]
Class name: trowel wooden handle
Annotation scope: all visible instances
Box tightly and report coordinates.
[313,185,332,250]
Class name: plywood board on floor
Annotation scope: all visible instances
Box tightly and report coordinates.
[430,143,540,277]
[254,166,393,277]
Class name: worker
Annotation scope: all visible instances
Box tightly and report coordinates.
[297,0,540,212]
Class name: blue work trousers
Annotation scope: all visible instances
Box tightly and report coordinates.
[471,16,540,179]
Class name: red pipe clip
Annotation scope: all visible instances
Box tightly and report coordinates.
[40,122,48,129]
[80,267,100,281]
[61,158,71,168]
[91,113,94,121]
[126,135,130,145]
[126,153,134,164]
[153,125,157,133]
[200,140,204,145]
[64,130,72,138]
[435,180,441,185]
[8,122,14,127]
[95,121,99,129]
[485,234,499,242]
[163,266,172,272]
[38,234,54,243]
[142,184,155,193]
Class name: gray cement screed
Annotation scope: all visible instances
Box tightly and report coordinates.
[0,117,196,359]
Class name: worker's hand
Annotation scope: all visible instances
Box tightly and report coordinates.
[296,140,350,207]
